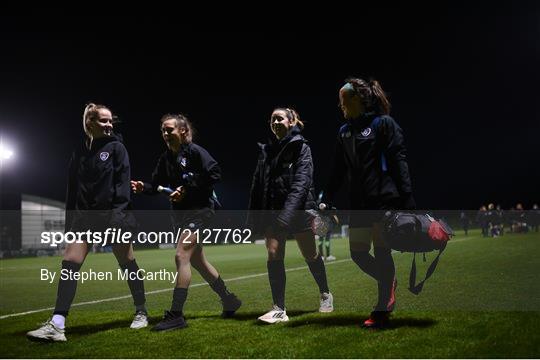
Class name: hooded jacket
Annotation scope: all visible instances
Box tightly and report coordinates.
[322,112,415,209]
[65,134,135,231]
[248,126,316,227]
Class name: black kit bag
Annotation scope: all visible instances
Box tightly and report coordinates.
[382,212,454,295]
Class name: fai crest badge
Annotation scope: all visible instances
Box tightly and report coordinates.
[361,128,372,137]
[99,152,110,161]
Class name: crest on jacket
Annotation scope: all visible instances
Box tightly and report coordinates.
[99,152,110,161]
[361,127,372,137]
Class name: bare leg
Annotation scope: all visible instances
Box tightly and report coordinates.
[295,230,318,261]
[174,230,199,288]
[349,227,380,281]
[190,246,219,284]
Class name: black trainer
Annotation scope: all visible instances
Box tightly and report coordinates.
[152,310,188,331]
[221,293,242,318]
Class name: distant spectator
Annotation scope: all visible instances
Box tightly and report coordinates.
[460,211,470,236]
[476,206,488,237]
[529,204,539,232]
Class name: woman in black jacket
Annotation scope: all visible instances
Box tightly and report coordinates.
[131,114,241,331]
[27,103,147,342]
[249,107,333,324]
[321,78,415,328]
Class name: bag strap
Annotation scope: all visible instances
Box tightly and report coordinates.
[408,242,447,295]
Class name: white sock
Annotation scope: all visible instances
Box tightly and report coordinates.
[51,314,66,329]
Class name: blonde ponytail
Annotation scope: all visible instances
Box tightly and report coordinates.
[82,102,112,138]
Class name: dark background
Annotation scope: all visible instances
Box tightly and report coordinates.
[1,9,538,210]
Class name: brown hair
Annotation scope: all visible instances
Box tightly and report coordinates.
[272,107,305,130]
[82,103,113,137]
[160,113,195,143]
[343,77,391,115]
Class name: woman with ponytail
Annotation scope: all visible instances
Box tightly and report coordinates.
[248,107,334,323]
[320,78,415,328]
[27,103,148,342]
[131,114,242,331]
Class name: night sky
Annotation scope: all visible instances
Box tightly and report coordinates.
[1,9,539,210]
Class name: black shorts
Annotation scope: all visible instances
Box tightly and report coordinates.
[170,208,215,232]
[261,210,313,237]
[70,211,110,232]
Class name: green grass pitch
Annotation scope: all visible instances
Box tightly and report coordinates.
[1,229,539,358]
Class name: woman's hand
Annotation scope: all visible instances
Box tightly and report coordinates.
[131,180,144,194]
[170,186,186,202]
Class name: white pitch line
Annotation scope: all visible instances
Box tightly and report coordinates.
[0,236,473,320]
[0,259,350,320]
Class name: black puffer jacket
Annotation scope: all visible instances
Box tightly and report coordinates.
[248,126,316,228]
[322,112,415,210]
[143,142,221,210]
[65,134,135,231]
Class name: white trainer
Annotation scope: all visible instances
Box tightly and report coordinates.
[130,310,149,329]
[258,305,289,324]
[325,255,336,261]
[26,319,67,342]
[319,292,334,313]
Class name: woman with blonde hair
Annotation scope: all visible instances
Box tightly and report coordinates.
[27,103,148,342]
